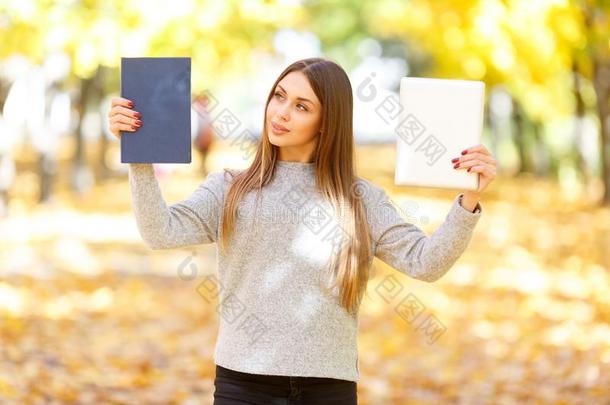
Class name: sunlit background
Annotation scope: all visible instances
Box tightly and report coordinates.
[1,0,609,403]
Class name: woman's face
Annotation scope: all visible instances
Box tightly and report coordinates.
[266,71,322,159]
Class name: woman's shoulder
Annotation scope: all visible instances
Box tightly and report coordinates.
[204,167,244,188]
[352,176,387,206]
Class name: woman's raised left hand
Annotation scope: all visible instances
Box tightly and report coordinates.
[451,143,497,195]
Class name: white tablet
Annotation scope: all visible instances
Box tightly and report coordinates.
[394,77,485,190]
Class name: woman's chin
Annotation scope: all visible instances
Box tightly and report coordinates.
[269,139,287,147]
[268,133,291,146]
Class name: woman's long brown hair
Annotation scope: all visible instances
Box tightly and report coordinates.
[219,57,373,315]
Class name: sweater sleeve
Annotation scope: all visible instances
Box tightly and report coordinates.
[128,163,226,250]
[364,182,482,282]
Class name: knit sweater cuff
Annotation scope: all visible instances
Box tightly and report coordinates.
[446,193,482,229]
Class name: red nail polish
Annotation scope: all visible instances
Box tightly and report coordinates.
[467,167,471,172]
[134,112,141,118]
[454,163,460,169]
[461,150,468,155]
[128,102,134,108]
[451,158,459,163]
[135,120,142,125]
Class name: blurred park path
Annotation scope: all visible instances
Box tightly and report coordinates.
[1,143,609,404]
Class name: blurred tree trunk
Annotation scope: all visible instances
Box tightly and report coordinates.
[581,1,610,205]
[0,78,11,216]
[72,76,91,194]
[0,78,10,111]
[572,59,589,184]
[71,67,103,194]
[485,101,500,173]
[512,97,532,174]
[593,59,610,204]
[531,120,551,178]
[96,66,110,180]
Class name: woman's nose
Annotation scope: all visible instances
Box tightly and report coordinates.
[277,105,290,121]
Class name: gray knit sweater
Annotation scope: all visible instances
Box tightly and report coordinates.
[128,160,482,383]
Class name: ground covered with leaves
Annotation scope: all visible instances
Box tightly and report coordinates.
[1,144,609,404]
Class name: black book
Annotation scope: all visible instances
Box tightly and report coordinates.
[120,57,191,163]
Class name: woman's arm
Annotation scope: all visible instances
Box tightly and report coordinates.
[459,190,482,213]
[128,163,226,250]
[365,184,482,282]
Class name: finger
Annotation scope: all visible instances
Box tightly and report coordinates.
[109,105,141,120]
[462,144,491,156]
[109,121,139,137]
[454,152,496,166]
[111,97,134,109]
[467,164,496,179]
[454,158,490,170]
[110,113,142,128]
[454,159,481,169]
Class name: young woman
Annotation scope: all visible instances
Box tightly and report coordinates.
[108,57,496,404]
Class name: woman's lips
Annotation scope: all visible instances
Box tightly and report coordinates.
[271,122,290,134]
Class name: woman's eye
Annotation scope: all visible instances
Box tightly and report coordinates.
[274,92,307,111]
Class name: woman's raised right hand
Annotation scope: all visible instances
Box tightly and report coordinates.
[108,97,142,139]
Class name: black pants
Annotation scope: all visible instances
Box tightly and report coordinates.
[213,364,358,405]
